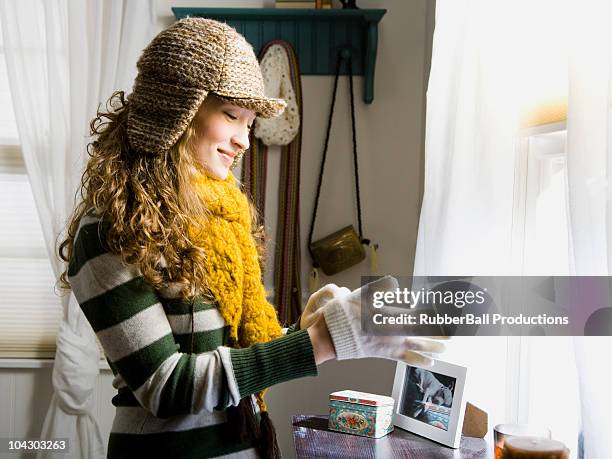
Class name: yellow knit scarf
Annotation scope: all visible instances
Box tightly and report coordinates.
[189,169,283,411]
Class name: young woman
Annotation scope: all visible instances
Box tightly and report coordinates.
[58,18,444,458]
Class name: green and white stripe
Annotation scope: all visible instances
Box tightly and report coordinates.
[68,211,317,458]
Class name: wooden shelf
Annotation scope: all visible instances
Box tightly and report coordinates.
[172,7,386,103]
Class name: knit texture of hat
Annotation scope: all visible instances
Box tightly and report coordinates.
[127,18,287,155]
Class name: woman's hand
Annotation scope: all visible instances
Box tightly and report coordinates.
[321,276,447,366]
[300,284,350,330]
[307,277,447,367]
[307,313,336,365]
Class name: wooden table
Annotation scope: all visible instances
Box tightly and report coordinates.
[292,415,492,458]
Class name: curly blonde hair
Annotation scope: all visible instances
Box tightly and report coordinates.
[58,91,266,299]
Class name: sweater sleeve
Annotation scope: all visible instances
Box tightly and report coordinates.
[68,214,317,418]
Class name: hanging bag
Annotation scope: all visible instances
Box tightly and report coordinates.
[308,49,372,278]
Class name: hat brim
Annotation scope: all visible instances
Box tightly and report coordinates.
[214,94,287,119]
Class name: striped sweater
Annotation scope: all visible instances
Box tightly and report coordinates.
[68,210,318,458]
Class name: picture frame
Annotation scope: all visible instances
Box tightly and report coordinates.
[391,360,468,449]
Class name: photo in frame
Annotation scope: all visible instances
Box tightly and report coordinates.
[391,360,468,449]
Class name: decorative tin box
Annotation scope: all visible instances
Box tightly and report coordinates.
[328,390,395,438]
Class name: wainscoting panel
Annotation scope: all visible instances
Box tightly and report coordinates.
[0,366,115,459]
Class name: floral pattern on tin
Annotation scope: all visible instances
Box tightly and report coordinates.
[337,411,369,432]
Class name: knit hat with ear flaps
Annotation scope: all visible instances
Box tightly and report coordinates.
[127,18,287,155]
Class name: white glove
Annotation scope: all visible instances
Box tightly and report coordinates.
[300,284,351,330]
[322,276,447,366]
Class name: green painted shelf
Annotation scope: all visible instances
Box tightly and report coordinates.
[172,7,386,103]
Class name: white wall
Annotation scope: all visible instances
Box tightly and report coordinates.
[1,0,434,457]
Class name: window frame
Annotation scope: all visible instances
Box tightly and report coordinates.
[507,121,579,454]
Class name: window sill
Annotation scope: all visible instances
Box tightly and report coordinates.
[0,358,111,371]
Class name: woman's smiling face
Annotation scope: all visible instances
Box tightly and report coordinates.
[191,95,256,180]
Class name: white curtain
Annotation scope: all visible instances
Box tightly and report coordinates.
[415,0,527,437]
[415,0,612,455]
[566,2,612,458]
[0,1,156,457]
[414,0,517,277]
